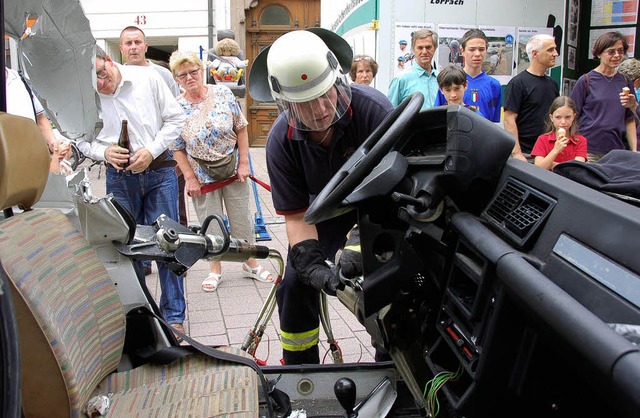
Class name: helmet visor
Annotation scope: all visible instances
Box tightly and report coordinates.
[277,76,352,131]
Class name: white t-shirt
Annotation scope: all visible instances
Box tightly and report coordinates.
[5,67,44,121]
[148,61,181,97]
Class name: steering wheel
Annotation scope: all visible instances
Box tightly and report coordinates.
[305,93,424,224]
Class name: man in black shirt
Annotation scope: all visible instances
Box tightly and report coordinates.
[504,34,560,161]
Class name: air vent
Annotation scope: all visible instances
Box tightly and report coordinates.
[482,178,556,248]
[485,181,526,222]
[504,195,548,237]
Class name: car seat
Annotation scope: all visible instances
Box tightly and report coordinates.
[0,112,259,417]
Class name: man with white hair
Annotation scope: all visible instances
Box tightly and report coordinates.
[504,34,560,161]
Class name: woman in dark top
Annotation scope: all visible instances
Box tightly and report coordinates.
[570,31,637,162]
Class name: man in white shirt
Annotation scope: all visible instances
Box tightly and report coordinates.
[120,26,187,235]
[5,67,59,152]
[77,45,187,335]
[119,26,180,96]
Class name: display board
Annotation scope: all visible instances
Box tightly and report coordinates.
[563,0,640,87]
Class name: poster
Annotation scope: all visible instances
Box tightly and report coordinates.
[393,22,436,77]
[568,0,580,47]
[568,46,577,70]
[589,26,636,56]
[479,25,516,83]
[563,77,573,95]
[590,0,639,26]
[435,24,476,71]
[515,27,554,75]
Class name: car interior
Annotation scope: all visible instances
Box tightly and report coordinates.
[306,95,640,417]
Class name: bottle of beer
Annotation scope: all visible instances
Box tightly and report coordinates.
[117,119,130,168]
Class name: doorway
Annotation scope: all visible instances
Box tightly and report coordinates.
[245,0,320,147]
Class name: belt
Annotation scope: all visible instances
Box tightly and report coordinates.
[108,150,177,173]
[147,150,177,170]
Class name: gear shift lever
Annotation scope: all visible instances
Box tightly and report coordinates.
[334,377,357,417]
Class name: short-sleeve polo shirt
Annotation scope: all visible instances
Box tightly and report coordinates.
[266,84,394,216]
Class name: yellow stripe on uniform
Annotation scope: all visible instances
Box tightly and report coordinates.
[280,327,320,351]
[344,245,361,252]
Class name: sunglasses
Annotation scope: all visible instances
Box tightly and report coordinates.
[604,48,626,56]
[353,56,375,62]
[176,69,201,80]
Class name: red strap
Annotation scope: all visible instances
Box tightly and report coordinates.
[193,175,271,196]
[250,175,271,192]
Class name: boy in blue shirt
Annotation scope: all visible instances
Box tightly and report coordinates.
[437,64,485,118]
[435,29,502,122]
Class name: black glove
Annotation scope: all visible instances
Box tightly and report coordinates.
[289,239,345,296]
[338,226,362,279]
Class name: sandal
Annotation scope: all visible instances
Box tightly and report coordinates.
[170,323,185,343]
[242,262,274,283]
[201,273,222,292]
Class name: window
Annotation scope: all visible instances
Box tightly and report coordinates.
[260,5,290,26]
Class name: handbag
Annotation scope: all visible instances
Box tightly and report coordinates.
[191,151,237,181]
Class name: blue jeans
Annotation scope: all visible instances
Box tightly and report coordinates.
[106,165,185,324]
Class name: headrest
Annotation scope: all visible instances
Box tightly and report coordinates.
[0,112,50,211]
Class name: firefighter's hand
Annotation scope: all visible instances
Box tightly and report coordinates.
[290,239,345,296]
[338,226,362,279]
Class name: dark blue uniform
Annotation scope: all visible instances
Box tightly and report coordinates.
[266,84,393,363]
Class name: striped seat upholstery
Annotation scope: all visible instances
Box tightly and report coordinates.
[0,209,126,417]
[0,209,258,417]
[96,351,258,417]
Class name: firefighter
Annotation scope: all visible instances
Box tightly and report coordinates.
[248,28,394,364]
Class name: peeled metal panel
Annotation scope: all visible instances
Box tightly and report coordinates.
[5,0,101,143]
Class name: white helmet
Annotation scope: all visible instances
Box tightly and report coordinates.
[249,29,352,132]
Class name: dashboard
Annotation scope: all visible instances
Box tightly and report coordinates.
[338,105,640,417]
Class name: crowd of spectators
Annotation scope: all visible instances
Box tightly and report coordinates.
[378,29,638,168]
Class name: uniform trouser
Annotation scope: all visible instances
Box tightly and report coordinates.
[277,213,355,364]
[106,164,186,324]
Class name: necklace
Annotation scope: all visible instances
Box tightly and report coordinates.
[597,68,616,82]
[317,128,332,146]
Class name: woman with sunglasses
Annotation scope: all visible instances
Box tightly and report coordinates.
[169,51,274,292]
[570,31,637,161]
[349,54,378,85]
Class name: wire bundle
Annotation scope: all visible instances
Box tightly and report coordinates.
[422,365,463,417]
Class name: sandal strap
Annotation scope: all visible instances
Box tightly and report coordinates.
[242,262,258,274]
[202,273,221,290]
[242,263,273,282]
[256,266,271,281]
